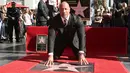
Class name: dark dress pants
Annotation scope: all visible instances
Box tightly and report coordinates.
[54,36,79,59]
[8,20,20,42]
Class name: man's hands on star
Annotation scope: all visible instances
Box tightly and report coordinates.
[44,55,54,67]
[79,53,89,65]
[44,53,88,67]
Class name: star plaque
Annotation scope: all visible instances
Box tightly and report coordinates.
[31,61,94,73]
[36,34,48,51]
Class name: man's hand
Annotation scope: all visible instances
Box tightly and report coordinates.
[12,17,15,20]
[44,55,54,67]
[47,16,50,20]
[79,53,89,65]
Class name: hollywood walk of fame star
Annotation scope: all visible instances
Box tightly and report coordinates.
[42,63,89,72]
[71,0,88,17]
[38,37,45,44]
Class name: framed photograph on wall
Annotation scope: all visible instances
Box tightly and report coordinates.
[36,34,48,52]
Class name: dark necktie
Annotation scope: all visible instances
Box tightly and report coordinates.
[64,19,67,26]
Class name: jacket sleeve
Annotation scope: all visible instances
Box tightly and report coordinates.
[48,26,56,53]
[15,8,20,20]
[7,9,12,19]
[75,16,86,51]
[38,2,49,20]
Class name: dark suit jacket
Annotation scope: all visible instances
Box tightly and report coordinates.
[48,13,86,54]
[7,8,20,21]
[36,0,49,22]
[47,4,59,19]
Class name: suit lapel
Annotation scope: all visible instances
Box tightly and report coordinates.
[53,14,64,28]
[41,1,48,13]
[68,15,72,26]
[58,14,65,27]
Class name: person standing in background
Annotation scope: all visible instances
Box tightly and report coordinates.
[36,0,50,26]
[0,9,3,43]
[1,5,8,40]
[22,8,32,36]
[29,10,35,26]
[122,2,128,27]
[7,2,20,43]
[46,0,60,26]
[48,0,60,16]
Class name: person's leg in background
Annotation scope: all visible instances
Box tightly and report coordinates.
[14,22,20,42]
[8,21,13,43]
[1,22,7,40]
[0,20,3,43]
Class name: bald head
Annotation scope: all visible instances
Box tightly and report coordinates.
[59,1,70,19]
[60,1,70,8]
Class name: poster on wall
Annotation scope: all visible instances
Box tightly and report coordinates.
[61,0,90,18]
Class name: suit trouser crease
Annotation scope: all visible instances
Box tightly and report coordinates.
[8,21,20,41]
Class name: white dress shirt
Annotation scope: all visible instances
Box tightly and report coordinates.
[23,13,32,26]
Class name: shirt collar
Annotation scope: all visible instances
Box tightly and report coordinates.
[61,14,70,21]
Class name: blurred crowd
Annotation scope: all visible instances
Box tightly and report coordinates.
[93,2,129,27]
[0,4,37,43]
[0,0,59,43]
